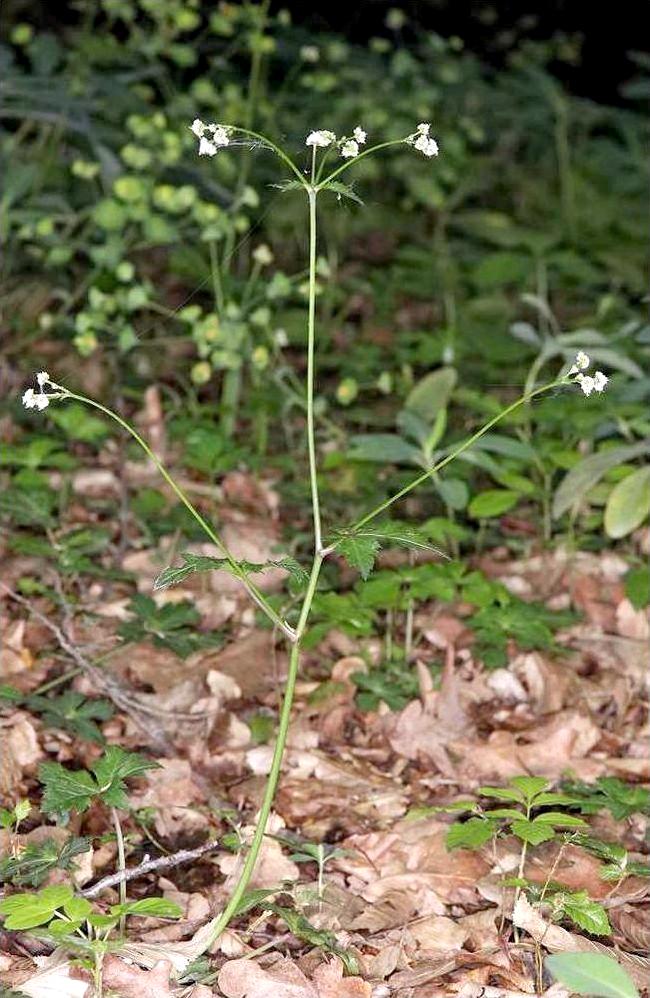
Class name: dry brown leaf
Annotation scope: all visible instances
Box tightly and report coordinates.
[102,956,174,998]
[128,758,207,838]
[340,817,489,911]
[616,598,650,641]
[385,699,456,775]
[218,957,371,998]
[3,952,90,998]
[512,895,650,988]
[610,904,650,952]
[409,914,467,952]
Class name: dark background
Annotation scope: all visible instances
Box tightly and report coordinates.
[284,0,647,106]
[2,0,647,106]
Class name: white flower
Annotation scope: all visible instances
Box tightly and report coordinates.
[199,136,217,157]
[593,371,609,392]
[340,139,359,158]
[576,374,595,396]
[413,133,439,157]
[569,350,590,375]
[353,126,367,144]
[300,45,320,63]
[22,388,49,410]
[417,122,431,136]
[22,372,66,412]
[305,130,336,148]
[252,244,273,266]
[190,118,206,138]
[208,124,230,146]
[274,329,289,348]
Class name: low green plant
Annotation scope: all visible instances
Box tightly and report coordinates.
[429,776,613,935]
[0,686,114,744]
[0,746,182,993]
[20,118,611,965]
[0,884,181,995]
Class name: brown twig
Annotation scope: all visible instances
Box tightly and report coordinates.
[80,839,221,898]
[0,584,173,754]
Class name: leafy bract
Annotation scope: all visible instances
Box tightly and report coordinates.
[153,550,308,590]
[332,520,447,579]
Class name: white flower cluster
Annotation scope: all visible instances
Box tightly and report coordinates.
[568,352,608,396]
[406,122,439,158]
[190,118,231,157]
[22,372,65,411]
[305,126,367,159]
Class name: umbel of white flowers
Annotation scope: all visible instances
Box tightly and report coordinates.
[22,372,67,410]
[190,118,230,157]
[188,118,439,161]
[568,351,609,395]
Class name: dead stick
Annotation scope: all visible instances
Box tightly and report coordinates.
[81,839,220,898]
[1,584,172,754]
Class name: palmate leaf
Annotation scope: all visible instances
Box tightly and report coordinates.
[153,551,308,590]
[40,747,158,816]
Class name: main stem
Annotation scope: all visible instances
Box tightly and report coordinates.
[198,183,324,951]
[306,187,322,553]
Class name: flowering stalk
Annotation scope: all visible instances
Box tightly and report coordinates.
[22,111,609,957]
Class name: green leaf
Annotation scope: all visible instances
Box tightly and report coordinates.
[624,567,650,609]
[468,489,519,519]
[0,884,72,930]
[486,808,526,820]
[532,811,586,827]
[153,551,308,591]
[40,748,157,815]
[552,441,650,519]
[446,817,497,850]
[348,433,421,465]
[92,747,158,809]
[509,776,550,802]
[604,466,650,538]
[557,891,612,935]
[111,897,182,919]
[64,896,92,920]
[532,792,582,807]
[337,535,380,580]
[405,367,457,422]
[39,761,98,815]
[546,953,639,998]
[478,786,524,803]
[324,181,364,206]
[510,819,556,845]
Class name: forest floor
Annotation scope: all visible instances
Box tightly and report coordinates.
[1,404,649,998]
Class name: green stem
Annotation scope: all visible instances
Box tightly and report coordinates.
[306,188,322,553]
[318,138,406,188]
[62,392,294,640]
[347,379,563,534]
[199,554,323,949]
[220,366,243,438]
[230,126,306,186]
[111,808,127,935]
